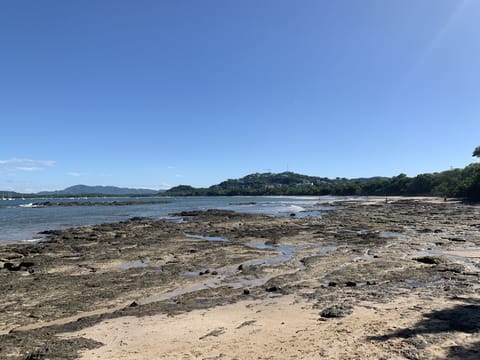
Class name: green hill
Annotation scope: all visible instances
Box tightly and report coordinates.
[164,164,480,200]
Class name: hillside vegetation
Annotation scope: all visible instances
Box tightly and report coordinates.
[165,163,480,201]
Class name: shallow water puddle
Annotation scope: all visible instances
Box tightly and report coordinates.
[184,233,229,242]
[343,229,409,238]
[138,241,332,305]
[143,235,341,307]
[354,252,374,261]
[138,273,277,306]
[242,243,297,268]
[404,278,447,288]
[314,245,340,256]
[342,228,367,235]
[119,260,149,269]
[183,271,202,277]
[379,231,408,238]
[244,242,276,251]
[140,254,290,305]
[416,247,480,272]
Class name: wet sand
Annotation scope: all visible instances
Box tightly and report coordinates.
[1,200,480,359]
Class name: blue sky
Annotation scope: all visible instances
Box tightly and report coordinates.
[1,0,479,192]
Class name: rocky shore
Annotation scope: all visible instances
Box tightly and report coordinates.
[1,199,479,359]
[29,200,171,207]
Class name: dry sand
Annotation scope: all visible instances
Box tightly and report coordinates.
[65,292,480,360]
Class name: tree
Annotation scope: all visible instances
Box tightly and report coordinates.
[473,146,480,158]
[408,173,434,195]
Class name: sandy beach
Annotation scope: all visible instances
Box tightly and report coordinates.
[1,198,479,359]
[64,293,480,360]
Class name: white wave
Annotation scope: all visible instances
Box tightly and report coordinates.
[20,238,43,243]
[287,205,306,212]
[19,203,39,208]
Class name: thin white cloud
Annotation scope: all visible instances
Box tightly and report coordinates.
[15,167,43,171]
[175,174,184,178]
[68,172,82,177]
[0,159,20,165]
[0,158,56,167]
[0,158,57,175]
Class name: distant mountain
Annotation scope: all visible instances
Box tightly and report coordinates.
[38,185,161,196]
[0,191,24,198]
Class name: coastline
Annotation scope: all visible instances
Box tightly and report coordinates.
[0,195,329,244]
[24,200,171,208]
[1,198,479,359]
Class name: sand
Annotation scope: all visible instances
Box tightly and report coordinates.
[65,292,480,360]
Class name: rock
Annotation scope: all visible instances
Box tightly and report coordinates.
[414,256,447,265]
[129,301,139,307]
[243,289,250,295]
[173,209,237,218]
[2,262,33,272]
[24,350,47,360]
[320,305,353,319]
[236,320,256,329]
[437,264,464,274]
[447,237,466,242]
[414,256,432,264]
[345,281,357,287]
[266,286,280,292]
[19,261,34,269]
[3,262,17,271]
[199,327,226,340]
[401,349,421,360]
[175,211,203,217]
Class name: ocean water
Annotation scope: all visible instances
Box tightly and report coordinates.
[0,196,355,243]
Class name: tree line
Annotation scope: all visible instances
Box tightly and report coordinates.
[164,147,480,201]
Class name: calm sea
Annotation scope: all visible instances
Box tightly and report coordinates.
[0,196,353,243]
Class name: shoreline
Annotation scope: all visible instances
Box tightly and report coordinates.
[1,198,479,359]
[24,200,171,208]
[0,195,449,245]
